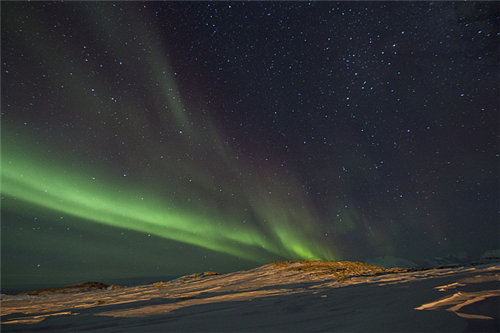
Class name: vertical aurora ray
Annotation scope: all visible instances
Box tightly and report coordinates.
[4,3,497,291]
[0,3,391,269]
[0,1,338,262]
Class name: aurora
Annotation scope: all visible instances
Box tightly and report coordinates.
[2,2,498,291]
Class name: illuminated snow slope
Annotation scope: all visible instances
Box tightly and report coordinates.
[2,261,499,332]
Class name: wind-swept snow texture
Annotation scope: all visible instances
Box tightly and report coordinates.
[2,261,499,332]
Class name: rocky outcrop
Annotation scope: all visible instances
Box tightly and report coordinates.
[22,282,112,296]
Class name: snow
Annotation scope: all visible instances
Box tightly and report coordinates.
[365,256,419,268]
[1,261,499,332]
[482,249,500,260]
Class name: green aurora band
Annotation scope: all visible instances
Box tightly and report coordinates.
[3,3,499,289]
[1,4,343,270]
[2,128,337,263]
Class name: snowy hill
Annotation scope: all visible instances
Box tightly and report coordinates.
[1,260,499,332]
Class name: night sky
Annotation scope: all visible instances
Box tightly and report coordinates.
[2,2,498,291]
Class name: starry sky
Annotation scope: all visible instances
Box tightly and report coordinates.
[2,2,498,291]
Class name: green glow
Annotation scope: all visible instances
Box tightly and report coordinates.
[0,4,338,265]
[1,128,337,263]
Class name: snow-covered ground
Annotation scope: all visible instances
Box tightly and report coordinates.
[1,261,499,332]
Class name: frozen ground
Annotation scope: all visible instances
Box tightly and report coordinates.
[1,260,499,332]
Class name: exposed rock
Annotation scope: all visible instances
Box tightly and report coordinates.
[172,271,221,282]
[271,260,412,281]
[22,282,112,296]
